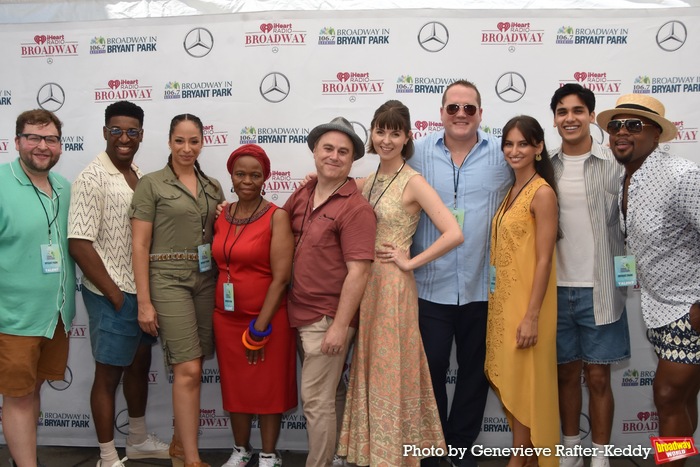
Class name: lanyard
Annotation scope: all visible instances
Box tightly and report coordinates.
[450,152,469,209]
[367,160,405,209]
[221,197,264,281]
[195,172,210,242]
[24,173,59,245]
[493,172,537,252]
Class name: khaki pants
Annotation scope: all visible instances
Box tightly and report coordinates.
[297,316,356,467]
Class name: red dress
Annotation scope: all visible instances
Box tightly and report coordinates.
[212,203,297,413]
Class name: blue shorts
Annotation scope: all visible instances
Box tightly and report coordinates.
[83,287,156,367]
[647,312,700,365]
[556,287,630,365]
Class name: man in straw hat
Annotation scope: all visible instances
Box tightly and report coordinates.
[283,117,376,467]
[598,94,700,460]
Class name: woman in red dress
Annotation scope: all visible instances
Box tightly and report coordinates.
[212,144,296,467]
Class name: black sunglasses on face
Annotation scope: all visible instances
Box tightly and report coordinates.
[606,119,655,135]
[104,126,142,138]
[444,104,478,116]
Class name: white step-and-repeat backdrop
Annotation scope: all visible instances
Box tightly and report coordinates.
[1,6,698,453]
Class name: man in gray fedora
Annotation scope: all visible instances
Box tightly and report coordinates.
[284,117,376,467]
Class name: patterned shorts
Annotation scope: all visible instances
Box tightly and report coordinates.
[647,313,700,364]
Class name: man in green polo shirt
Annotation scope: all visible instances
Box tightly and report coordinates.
[0,109,76,467]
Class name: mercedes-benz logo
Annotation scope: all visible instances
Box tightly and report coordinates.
[495,72,527,103]
[36,83,65,112]
[350,121,368,145]
[259,72,290,103]
[417,22,449,53]
[579,413,592,440]
[47,366,73,391]
[656,20,686,52]
[184,27,214,58]
[592,122,605,145]
[114,408,129,435]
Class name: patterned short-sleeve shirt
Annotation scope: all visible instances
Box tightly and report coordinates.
[621,149,700,328]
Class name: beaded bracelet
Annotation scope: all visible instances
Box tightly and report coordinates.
[242,330,265,351]
[249,318,272,338]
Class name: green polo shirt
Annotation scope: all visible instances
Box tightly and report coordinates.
[0,159,76,337]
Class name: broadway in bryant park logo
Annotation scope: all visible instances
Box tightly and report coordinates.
[650,437,699,464]
[21,34,78,58]
[396,75,462,94]
[633,74,700,94]
[163,80,233,99]
[317,26,389,45]
[555,25,629,45]
[89,35,157,54]
[0,90,10,106]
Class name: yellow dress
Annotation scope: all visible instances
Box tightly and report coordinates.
[485,177,559,467]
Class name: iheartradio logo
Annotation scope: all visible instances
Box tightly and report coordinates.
[574,72,588,82]
[637,411,654,421]
[497,22,511,32]
[108,80,121,89]
[337,72,350,82]
[34,35,47,44]
[415,121,429,131]
[260,23,273,33]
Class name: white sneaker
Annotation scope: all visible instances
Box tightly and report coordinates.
[259,452,283,467]
[222,445,253,467]
[96,456,129,467]
[126,433,170,459]
[559,455,583,467]
[332,455,347,467]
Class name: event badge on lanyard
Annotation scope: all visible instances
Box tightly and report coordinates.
[41,243,61,274]
[489,265,496,293]
[450,207,465,229]
[614,255,637,287]
[198,243,212,272]
[223,281,234,311]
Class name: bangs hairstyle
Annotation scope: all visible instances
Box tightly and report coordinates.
[368,100,414,160]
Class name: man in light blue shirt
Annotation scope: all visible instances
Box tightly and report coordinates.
[409,80,511,467]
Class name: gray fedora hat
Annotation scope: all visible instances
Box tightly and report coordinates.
[307,116,365,160]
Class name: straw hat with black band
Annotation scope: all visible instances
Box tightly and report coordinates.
[596,94,678,143]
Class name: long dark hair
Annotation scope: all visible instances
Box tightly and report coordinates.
[167,113,212,183]
[501,115,557,195]
[502,115,561,239]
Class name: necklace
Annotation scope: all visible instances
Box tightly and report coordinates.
[367,160,405,209]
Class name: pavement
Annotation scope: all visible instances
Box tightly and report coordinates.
[1,446,689,467]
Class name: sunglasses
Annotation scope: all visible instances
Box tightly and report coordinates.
[104,126,142,138]
[444,104,478,116]
[606,119,655,135]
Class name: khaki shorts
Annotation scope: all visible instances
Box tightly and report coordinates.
[150,268,216,366]
[0,318,68,397]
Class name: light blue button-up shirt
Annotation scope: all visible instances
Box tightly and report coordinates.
[409,129,512,306]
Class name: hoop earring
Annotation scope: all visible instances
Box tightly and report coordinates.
[535,153,542,161]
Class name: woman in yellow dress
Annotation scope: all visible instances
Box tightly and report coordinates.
[485,115,559,467]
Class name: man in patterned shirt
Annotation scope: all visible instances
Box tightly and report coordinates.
[598,94,700,457]
[68,101,169,466]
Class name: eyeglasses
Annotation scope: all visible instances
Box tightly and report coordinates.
[606,119,655,135]
[18,133,61,146]
[444,104,478,116]
[104,126,142,138]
